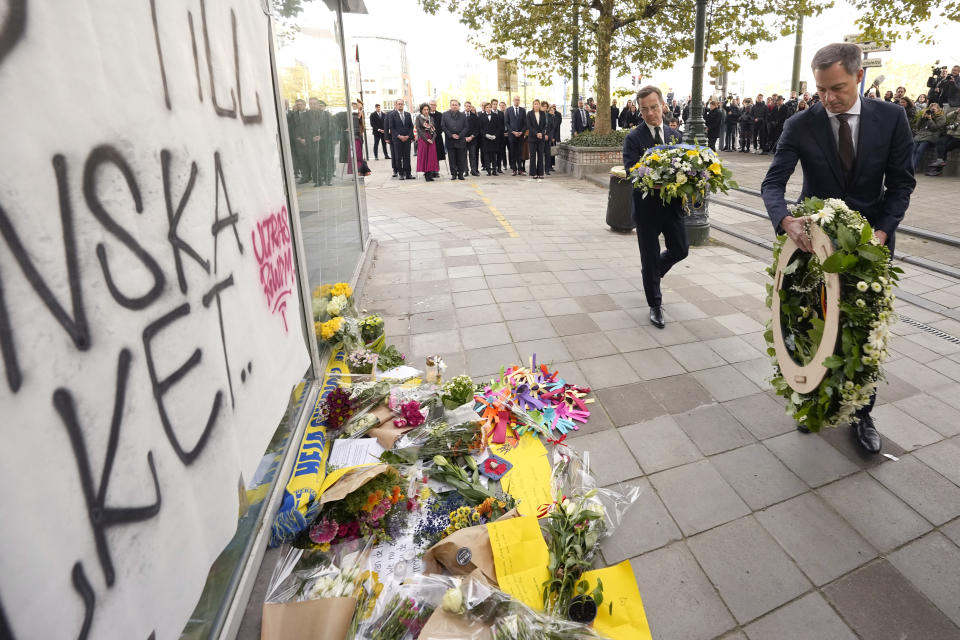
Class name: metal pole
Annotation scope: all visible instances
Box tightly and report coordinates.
[684,0,710,245]
[791,15,804,94]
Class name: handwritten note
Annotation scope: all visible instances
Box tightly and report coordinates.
[487,515,550,611]
[582,561,652,640]
[495,435,553,517]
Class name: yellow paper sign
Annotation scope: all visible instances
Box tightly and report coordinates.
[495,435,553,517]
[582,561,652,640]
[487,515,550,611]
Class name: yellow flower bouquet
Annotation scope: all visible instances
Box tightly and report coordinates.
[630,145,737,212]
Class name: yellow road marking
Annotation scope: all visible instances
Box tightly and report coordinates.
[470,184,519,238]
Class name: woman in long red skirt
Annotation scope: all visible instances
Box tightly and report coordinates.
[415,103,439,181]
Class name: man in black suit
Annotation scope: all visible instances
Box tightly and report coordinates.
[622,85,687,330]
[288,98,307,182]
[505,96,527,175]
[442,99,469,180]
[572,99,592,134]
[307,98,335,186]
[369,103,390,160]
[762,42,916,453]
[464,101,481,176]
[386,98,414,179]
[750,94,767,154]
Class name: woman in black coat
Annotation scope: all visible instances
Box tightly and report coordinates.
[619,100,639,128]
[526,99,550,179]
[546,103,562,173]
[705,100,723,151]
[479,102,502,176]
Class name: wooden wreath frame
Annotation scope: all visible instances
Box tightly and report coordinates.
[770,224,842,394]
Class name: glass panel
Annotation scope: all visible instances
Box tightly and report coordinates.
[179,376,311,639]
[276,4,365,290]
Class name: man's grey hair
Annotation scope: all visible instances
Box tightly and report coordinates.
[811,43,862,76]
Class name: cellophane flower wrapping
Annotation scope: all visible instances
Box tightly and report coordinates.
[540,443,641,619]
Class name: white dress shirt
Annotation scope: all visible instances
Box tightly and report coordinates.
[646,122,665,143]
[825,96,861,155]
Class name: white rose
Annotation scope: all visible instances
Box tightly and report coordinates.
[676,173,687,185]
[441,587,465,614]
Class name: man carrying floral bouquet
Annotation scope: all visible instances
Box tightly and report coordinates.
[622,85,687,329]
[761,43,915,453]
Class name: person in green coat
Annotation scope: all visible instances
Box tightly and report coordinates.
[913,102,946,171]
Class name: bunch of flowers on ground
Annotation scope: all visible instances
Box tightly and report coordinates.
[765,197,900,430]
[629,144,737,210]
[306,467,410,550]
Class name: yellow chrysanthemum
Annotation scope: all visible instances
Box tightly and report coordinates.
[331,282,353,298]
[649,153,660,162]
[320,284,333,297]
[686,149,699,157]
[320,317,343,340]
[708,162,722,175]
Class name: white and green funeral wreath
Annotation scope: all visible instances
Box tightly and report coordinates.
[765,198,901,430]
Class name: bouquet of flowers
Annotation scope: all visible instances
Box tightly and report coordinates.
[376,344,407,371]
[316,316,360,350]
[629,144,736,211]
[306,467,412,550]
[541,489,607,623]
[369,594,435,640]
[347,348,379,375]
[429,455,517,509]
[765,197,900,430]
[359,315,386,350]
[383,412,485,465]
[439,374,478,410]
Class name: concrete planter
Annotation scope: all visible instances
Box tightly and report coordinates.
[557,144,622,179]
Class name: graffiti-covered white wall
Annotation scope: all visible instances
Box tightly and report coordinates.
[0,1,309,637]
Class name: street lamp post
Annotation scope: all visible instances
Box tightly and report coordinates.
[683,0,710,245]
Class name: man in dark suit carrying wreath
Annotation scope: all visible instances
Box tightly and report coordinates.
[761,42,916,453]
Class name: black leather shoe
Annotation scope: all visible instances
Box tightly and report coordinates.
[649,306,665,329]
[854,414,882,454]
[797,424,811,433]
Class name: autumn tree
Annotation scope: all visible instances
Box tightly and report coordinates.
[851,0,960,45]
[417,0,829,135]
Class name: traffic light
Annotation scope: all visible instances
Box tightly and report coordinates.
[631,75,636,86]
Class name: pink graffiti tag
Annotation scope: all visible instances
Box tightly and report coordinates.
[251,206,295,332]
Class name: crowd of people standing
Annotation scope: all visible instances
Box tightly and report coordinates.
[286,63,959,187]
[370,97,563,181]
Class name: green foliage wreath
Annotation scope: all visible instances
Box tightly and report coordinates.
[765,198,901,430]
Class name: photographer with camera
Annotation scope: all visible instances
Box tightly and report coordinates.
[913,102,946,171]
[928,64,960,111]
[927,106,960,176]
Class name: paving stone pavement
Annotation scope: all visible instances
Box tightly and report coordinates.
[356,158,960,639]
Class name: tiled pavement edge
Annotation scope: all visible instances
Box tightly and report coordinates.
[355,158,960,640]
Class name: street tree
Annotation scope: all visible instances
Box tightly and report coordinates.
[851,0,960,45]
[417,0,828,135]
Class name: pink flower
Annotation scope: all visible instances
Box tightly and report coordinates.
[309,518,339,544]
[401,401,425,427]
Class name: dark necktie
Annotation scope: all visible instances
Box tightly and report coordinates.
[654,126,663,144]
[836,113,855,177]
